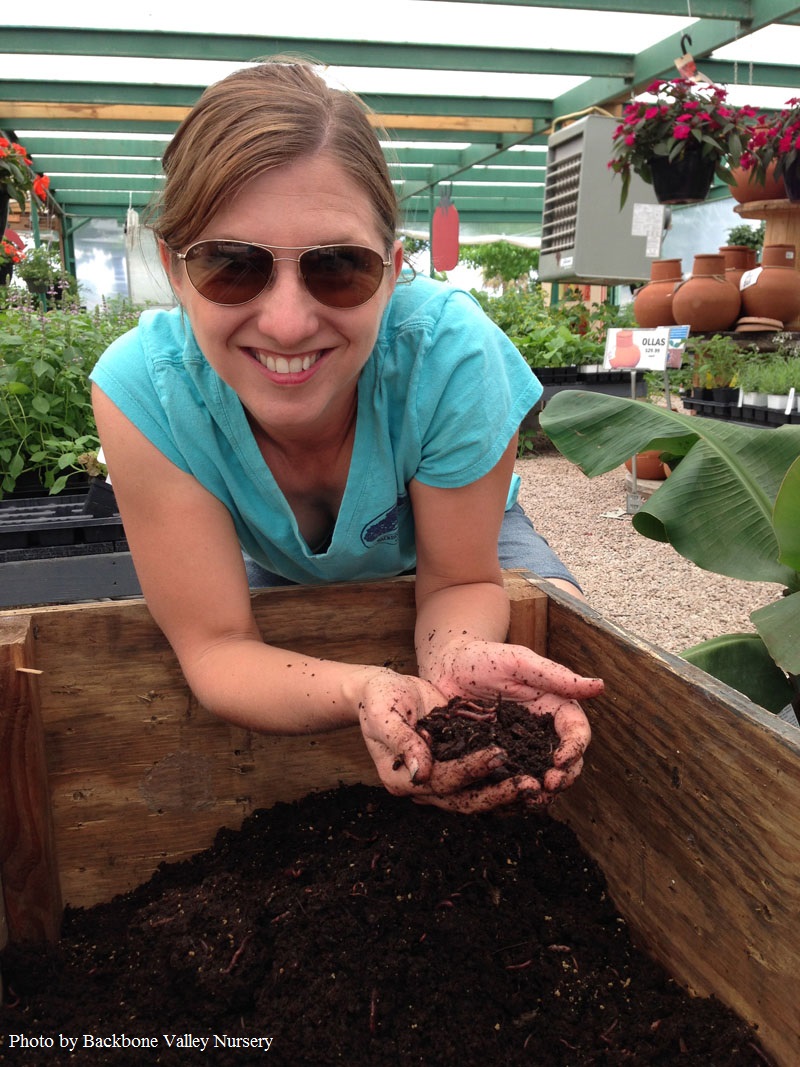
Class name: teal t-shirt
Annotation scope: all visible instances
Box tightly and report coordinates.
[91,275,542,584]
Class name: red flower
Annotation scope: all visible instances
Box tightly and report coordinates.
[32,174,50,201]
[673,124,692,140]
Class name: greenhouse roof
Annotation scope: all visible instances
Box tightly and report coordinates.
[4,1,800,239]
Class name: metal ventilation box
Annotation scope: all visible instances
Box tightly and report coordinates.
[538,115,666,285]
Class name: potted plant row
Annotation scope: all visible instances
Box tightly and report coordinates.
[683,334,800,424]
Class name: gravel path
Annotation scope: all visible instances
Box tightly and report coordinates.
[515,437,783,656]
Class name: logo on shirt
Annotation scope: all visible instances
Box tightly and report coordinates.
[361,494,408,546]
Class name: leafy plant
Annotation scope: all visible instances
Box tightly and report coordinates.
[740,97,800,185]
[0,291,142,497]
[15,242,70,293]
[756,357,799,396]
[691,333,746,389]
[459,241,539,291]
[726,221,765,253]
[608,78,751,207]
[539,391,800,717]
[475,288,632,370]
[0,136,49,210]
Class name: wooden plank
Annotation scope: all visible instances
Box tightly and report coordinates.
[505,571,548,655]
[0,101,534,135]
[0,616,62,942]
[541,587,800,1067]
[0,575,543,911]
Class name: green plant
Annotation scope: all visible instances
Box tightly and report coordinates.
[755,357,797,396]
[690,333,746,388]
[16,243,64,290]
[0,135,49,210]
[459,241,539,292]
[476,288,630,369]
[0,294,143,496]
[0,237,23,271]
[726,221,765,253]
[740,97,800,185]
[609,78,751,207]
[540,391,800,717]
[736,354,771,394]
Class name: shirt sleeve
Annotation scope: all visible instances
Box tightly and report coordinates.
[411,289,541,489]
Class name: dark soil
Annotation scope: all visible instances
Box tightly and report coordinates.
[0,784,770,1067]
[417,696,558,781]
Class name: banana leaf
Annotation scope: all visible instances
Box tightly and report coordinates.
[747,457,800,675]
[682,632,795,713]
[539,392,800,588]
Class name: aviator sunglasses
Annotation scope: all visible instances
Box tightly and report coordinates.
[173,240,393,309]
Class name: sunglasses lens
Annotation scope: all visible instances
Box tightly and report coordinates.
[301,245,386,308]
[184,242,273,305]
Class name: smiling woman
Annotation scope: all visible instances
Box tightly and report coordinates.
[88,57,602,822]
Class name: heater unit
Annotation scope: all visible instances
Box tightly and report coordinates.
[538,115,666,285]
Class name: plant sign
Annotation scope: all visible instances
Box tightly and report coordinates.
[603,326,689,371]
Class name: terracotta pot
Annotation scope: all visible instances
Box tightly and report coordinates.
[719,245,758,292]
[671,254,741,332]
[728,162,785,203]
[740,244,800,326]
[632,258,682,328]
[624,451,668,481]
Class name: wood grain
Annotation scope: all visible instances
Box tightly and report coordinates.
[540,584,800,1067]
[0,616,62,941]
[3,573,797,1064]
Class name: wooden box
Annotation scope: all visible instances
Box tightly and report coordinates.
[1,574,798,1065]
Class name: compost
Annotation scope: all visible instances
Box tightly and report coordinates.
[0,783,770,1067]
[417,695,558,781]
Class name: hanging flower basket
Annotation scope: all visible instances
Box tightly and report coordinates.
[609,78,749,208]
[649,147,716,204]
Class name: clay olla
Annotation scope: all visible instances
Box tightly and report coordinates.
[671,254,741,332]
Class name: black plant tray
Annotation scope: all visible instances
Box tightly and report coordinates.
[531,366,579,384]
[682,397,800,426]
[0,491,125,555]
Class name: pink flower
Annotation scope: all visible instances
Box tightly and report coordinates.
[673,124,692,140]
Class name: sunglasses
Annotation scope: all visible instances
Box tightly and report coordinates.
[172,240,392,309]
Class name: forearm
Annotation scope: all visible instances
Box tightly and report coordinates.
[181,635,384,734]
[414,580,510,688]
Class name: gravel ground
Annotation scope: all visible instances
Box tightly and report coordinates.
[515,435,783,656]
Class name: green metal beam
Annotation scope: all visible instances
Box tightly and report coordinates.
[2,27,631,78]
[48,174,162,191]
[31,156,163,176]
[14,137,172,159]
[552,1,800,117]
[423,0,751,14]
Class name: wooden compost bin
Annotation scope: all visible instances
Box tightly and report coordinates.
[1,573,799,1065]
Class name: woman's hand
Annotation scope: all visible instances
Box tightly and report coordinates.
[356,669,506,808]
[356,652,603,813]
[419,639,604,805]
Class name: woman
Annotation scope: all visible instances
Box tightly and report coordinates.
[91,60,603,813]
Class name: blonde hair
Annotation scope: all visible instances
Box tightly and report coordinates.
[154,59,397,252]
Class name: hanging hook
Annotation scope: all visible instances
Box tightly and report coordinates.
[680,33,693,56]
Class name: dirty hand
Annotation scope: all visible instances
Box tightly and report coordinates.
[357,668,514,811]
[421,639,604,803]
